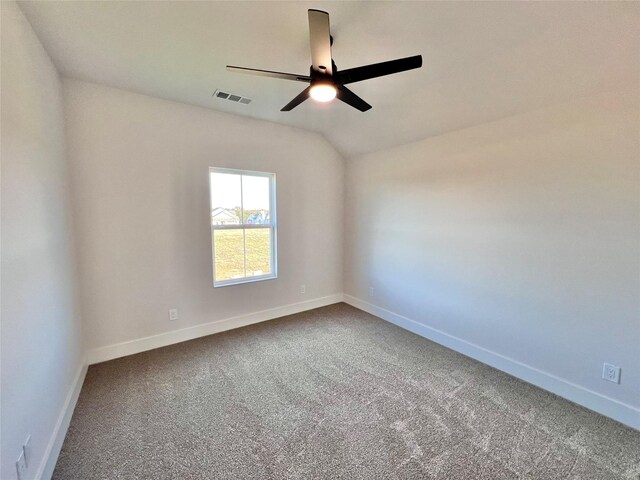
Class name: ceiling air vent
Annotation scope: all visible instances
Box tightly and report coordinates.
[213,89,251,105]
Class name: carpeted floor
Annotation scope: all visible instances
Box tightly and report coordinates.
[54,303,640,479]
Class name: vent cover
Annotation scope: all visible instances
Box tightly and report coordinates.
[213,89,251,105]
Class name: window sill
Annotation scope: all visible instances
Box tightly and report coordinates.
[213,274,277,288]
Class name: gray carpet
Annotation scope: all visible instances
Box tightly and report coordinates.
[54,303,640,479]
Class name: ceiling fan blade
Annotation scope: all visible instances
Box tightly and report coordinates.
[281,86,312,111]
[308,9,333,76]
[227,65,311,82]
[337,55,422,85]
[336,86,372,112]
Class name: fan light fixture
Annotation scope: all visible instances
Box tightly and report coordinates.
[309,83,337,102]
[226,9,423,112]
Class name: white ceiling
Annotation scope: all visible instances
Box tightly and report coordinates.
[18,1,640,158]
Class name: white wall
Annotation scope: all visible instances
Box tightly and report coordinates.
[1,2,85,479]
[63,79,344,352]
[344,89,640,424]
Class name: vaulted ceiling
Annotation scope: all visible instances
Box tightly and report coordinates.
[18,1,640,158]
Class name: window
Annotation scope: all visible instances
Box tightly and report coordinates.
[209,167,277,287]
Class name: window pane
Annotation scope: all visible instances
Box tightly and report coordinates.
[210,168,277,287]
[245,228,271,277]
[210,172,241,226]
[242,175,270,224]
[214,229,245,281]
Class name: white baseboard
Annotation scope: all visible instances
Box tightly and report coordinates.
[36,357,88,480]
[87,294,344,365]
[343,294,640,431]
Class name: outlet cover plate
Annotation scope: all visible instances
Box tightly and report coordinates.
[16,450,27,480]
[602,363,621,384]
[169,309,179,321]
[23,435,32,467]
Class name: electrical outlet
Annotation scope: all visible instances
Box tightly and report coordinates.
[602,363,621,384]
[16,450,27,480]
[369,286,374,297]
[169,309,179,321]
[23,435,32,467]
[300,284,306,294]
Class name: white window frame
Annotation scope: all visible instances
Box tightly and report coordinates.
[209,167,277,287]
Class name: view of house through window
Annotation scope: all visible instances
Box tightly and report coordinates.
[209,168,277,286]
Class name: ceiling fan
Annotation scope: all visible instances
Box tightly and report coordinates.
[226,9,422,112]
